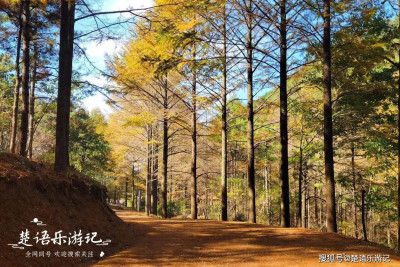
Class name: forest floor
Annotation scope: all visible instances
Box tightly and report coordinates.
[94,210,400,267]
[2,151,400,267]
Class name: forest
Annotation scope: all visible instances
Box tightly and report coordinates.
[2,0,400,261]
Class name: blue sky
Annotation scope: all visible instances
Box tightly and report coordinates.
[80,0,154,115]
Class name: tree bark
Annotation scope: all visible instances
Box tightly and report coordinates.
[387,209,391,245]
[10,4,23,154]
[146,125,152,215]
[302,165,308,228]
[132,164,135,210]
[246,0,256,224]
[161,76,169,218]
[323,0,337,233]
[151,131,158,215]
[19,0,31,157]
[298,146,303,227]
[54,0,75,171]
[398,62,400,250]
[28,10,38,159]
[279,0,290,228]
[265,165,269,224]
[221,1,228,222]
[314,186,318,226]
[351,144,359,238]
[397,0,400,250]
[362,189,368,241]
[191,53,198,220]
[137,189,141,212]
[125,177,128,207]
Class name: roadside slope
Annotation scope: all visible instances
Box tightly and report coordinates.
[0,153,134,267]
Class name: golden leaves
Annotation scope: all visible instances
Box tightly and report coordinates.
[8,0,48,5]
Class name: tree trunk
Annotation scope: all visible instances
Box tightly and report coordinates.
[19,0,31,157]
[320,187,323,227]
[302,165,307,228]
[125,177,128,207]
[28,11,38,159]
[161,76,169,218]
[10,5,23,154]
[323,0,337,233]
[191,60,198,220]
[169,173,172,202]
[298,146,303,227]
[205,175,209,219]
[132,164,135,210]
[279,0,290,228]
[137,190,141,212]
[265,165,269,224]
[221,1,228,222]
[146,125,152,215]
[388,209,391,245]
[315,186,318,226]
[54,0,75,171]
[246,0,256,224]
[362,189,367,241]
[397,0,400,250]
[114,186,117,204]
[351,144,359,238]
[151,134,158,215]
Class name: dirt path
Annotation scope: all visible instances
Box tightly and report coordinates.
[93,210,400,266]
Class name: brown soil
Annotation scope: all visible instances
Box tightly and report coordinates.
[2,153,400,267]
[0,153,134,267]
[94,210,400,267]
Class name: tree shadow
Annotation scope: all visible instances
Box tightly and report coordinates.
[92,210,400,266]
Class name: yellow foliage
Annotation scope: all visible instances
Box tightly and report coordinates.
[8,0,48,5]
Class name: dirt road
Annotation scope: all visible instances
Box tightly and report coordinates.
[94,210,400,266]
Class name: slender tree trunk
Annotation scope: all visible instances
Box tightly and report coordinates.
[279,0,290,228]
[151,134,158,215]
[298,147,303,227]
[351,144,359,238]
[388,209,391,245]
[19,0,31,157]
[246,0,256,223]
[320,187,323,227]
[10,5,23,154]
[137,190,141,212]
[302,165,307,228]
[169,173,172,202]
[146,125,152,215]
[132,164,135,210]
[161,76,169,218]
[338,187,342,226]
[28,11,38,159]
[369,209,373,241]
[221,2,228,222]
[125,177,128,207]
[27,62,37,158]
[397,0,400,249]
[362,189,368,241]
[191,60,198,220]
[307,188,310,228]
[265,165,269,224]
[54,0,75,171]
[315,186,318,226]
[323,0,337,233]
